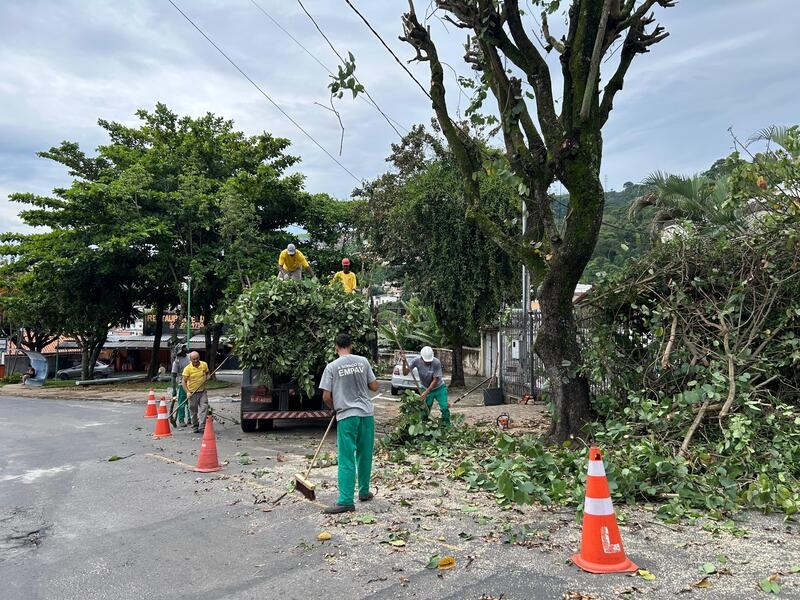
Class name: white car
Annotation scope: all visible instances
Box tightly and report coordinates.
[390,353,420,395]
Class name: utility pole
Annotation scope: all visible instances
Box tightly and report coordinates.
[184,275,192,351]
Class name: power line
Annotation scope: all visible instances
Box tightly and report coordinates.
[249,0,330,73]
[167,0,363,185]
[343,0,434,103]
[290,0,404,138]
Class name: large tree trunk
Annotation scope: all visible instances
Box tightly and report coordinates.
[78,331,107,380]
[450,341,465,387]
[535,278,592,442]
[537,147,605,442]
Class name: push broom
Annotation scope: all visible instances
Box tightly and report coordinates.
[294,414,336,501]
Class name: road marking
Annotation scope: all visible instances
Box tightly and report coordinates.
[0,464,75,483]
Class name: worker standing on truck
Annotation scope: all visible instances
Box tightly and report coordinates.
[182,351,210,434]
[331,257,357,293]
[278,243,314,280]
[319,332,379,514]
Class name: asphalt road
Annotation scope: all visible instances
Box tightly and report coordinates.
[1,392,797,600]
[1,392,557,600]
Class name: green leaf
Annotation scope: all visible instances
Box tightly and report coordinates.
[638,569,656,581]
[759,578,780,594]
[701,563,717,574]
[357,514,376,524]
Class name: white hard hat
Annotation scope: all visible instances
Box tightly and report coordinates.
[287,243,296,255]
[420,346,434,362]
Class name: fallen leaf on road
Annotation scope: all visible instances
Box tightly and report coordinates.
[692,576,711,588]
[107,453,134,461]
[437,556,456,570]
[637,569,656,581]
[389,539,406,547]
[317,531,332,541]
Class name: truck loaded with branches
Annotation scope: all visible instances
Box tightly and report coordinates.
[224,277,374,432]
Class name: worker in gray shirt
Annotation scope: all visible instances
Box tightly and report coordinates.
[402,345,450,426]
[319,332,379,514]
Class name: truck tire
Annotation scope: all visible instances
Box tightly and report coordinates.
[391,386,399,396]
[240,398,259,432]
[258,418,274,431]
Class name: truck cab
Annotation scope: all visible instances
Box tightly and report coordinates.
[239,368,333,432]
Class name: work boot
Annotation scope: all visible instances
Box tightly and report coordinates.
[322,503,355,514]
[358,492,374,502]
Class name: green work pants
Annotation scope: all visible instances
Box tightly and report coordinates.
[174,387,188,424]
[336,415,375,506]
[425,385,450,425]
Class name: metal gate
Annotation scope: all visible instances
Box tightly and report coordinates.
[499,308,608,400]
[499,310,545,400]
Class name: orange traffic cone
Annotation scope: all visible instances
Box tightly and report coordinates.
[144,388,157,418]
[153,395,172,438]
[571,446,638,574]
[194,415,221,472]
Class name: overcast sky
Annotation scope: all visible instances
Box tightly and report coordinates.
[1,0,798,234]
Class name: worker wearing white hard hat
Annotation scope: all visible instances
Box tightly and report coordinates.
[401,345,450,425]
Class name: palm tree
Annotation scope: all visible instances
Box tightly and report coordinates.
[747,125,799,159]
[628,171,736,241]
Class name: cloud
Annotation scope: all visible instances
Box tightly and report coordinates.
[1,0,799,237]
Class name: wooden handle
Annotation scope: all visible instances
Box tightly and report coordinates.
[303,414,336,479]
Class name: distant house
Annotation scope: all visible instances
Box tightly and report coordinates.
[1,334,214,378]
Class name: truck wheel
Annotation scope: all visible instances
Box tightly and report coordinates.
[59,373,69,380]
[258,419,274,431]
[241,418,257,432]
[390,386,399,396]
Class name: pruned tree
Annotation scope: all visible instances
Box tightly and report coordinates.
[396,0,675,441]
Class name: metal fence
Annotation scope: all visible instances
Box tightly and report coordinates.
[499,310,545,400]
[499,308,608,400]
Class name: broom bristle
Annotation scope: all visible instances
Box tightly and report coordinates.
[294,474,316,501]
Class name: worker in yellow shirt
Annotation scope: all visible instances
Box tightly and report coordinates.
[331,257,357,293]
[182,351,210,433]
[278,243,314,280]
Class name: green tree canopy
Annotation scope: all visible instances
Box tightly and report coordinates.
[359,124,520,385]
[2,104,345,377]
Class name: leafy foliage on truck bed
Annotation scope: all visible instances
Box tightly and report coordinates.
[224,277,374,394]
